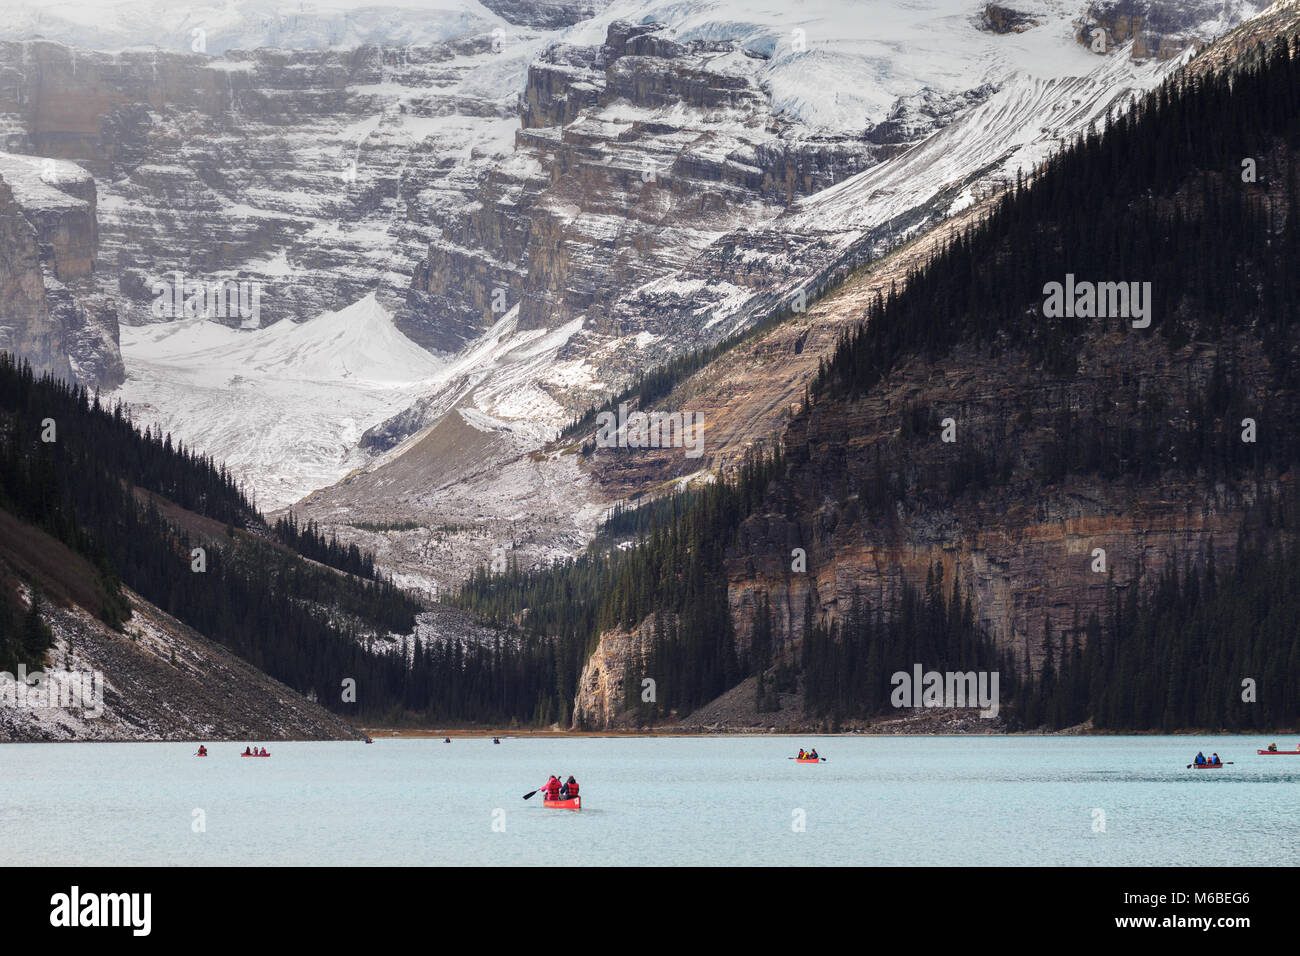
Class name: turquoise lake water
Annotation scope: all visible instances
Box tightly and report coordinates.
[2,736,1298,866]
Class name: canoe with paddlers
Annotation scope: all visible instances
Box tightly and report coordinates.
[523,774,581,808]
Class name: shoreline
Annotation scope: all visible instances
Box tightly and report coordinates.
[360,726,1300,739]
[2,729,1296,743]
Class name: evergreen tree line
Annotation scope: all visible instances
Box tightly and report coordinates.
[599,487,702,540]
[1022,489,1300,731]
[0,586,56,674]
[273,511,378,580]
[800,563,1022,722]
[0,355,257,529]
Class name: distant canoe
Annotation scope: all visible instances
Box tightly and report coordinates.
[796,757,821,763]
[241,753,271,758]
[1257,749,1300,755]
[1192,762,1223,769]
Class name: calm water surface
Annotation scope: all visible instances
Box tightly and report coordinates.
[2,736,1298,866]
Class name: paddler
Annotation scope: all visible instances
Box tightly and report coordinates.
[798,749,806,759]
[197,745,207,756]
[1194,751,1205,765]
[1211,752,1220,766]
[565,776,579,799]
[542,774,562,802]
[1268,743,1278,752]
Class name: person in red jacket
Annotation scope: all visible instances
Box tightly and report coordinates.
[565,776,579,799]
[542,775,562,801]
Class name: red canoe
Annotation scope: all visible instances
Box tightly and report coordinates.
[542,796,581,810]
[241,753,271,758]
[1192,762,1224,768]
[1258,749,1300,755]
[796,757,821,763]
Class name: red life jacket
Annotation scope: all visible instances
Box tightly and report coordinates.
[545,779,561,798]
[567,780,579,797]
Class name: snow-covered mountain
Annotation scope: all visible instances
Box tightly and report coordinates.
[0,0,1278,588]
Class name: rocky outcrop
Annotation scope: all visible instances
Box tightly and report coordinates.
[573,617,654,728]
[979,4,1041,34]
[480,0,612,30]
[0,152,122,387]
[1076,1,1274,60]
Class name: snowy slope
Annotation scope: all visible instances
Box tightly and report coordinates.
[565,0,1126,132]
[0,0,515,53]
[786,12,1178,232]
[117,295,445,509]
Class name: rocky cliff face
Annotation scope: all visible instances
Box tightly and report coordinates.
[404,19,885,363]
[0,35,530,348]
[726,333,1268,671]
[1076,1,1274,60]
[0,175,65,380]
[481,0,613,30]
[0,152,122,387]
